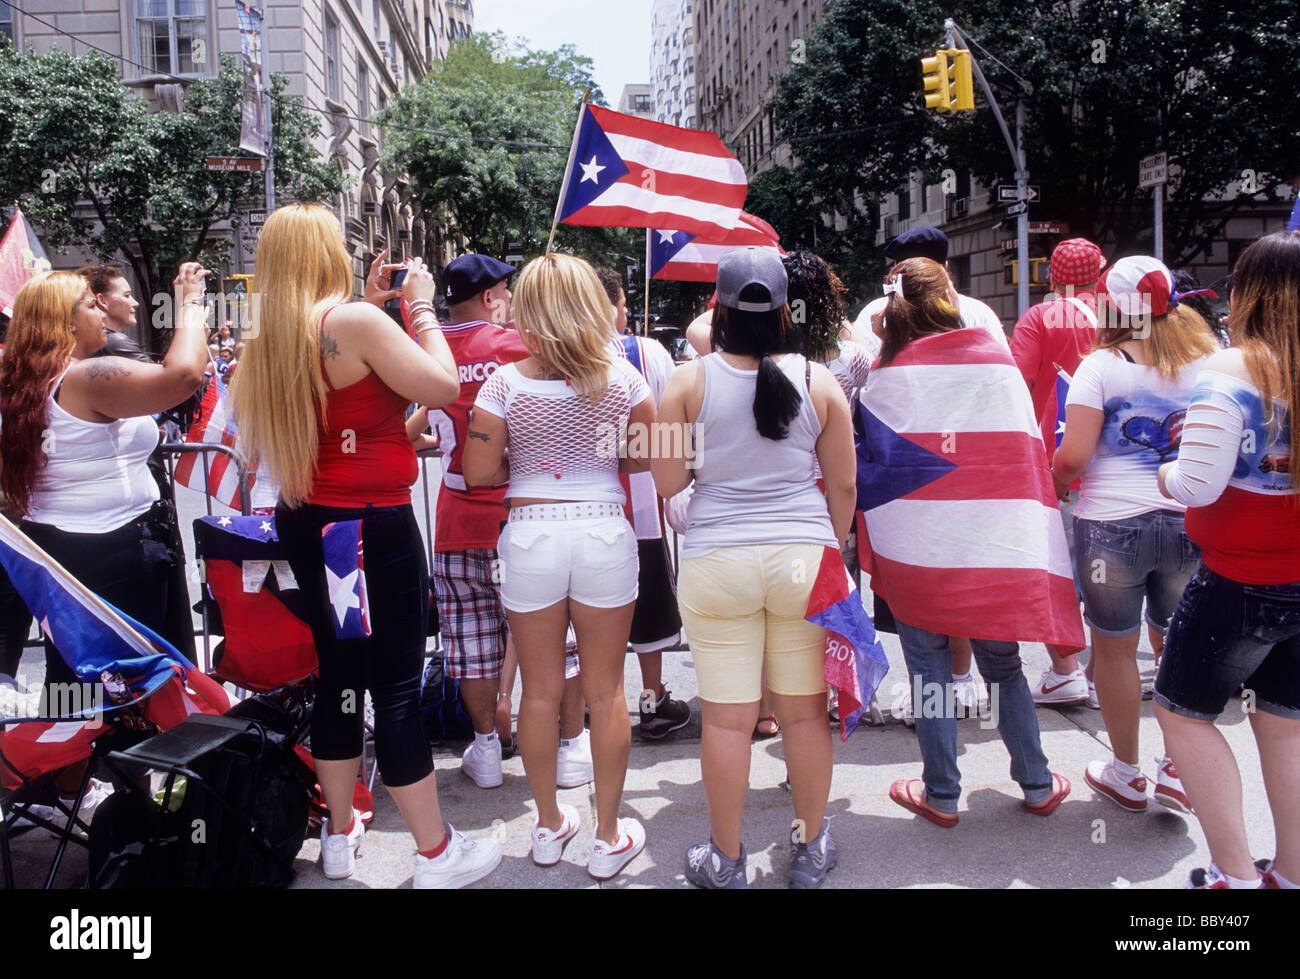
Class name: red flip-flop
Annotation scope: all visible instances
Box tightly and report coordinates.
[889,778,958,828]
[1024,772,1071,816]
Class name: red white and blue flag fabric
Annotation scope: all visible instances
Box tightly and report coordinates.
[650,211,784,283]
[322,520,370,640]
[557,104,747,240]
[0,514,224,725]
[193,515,317,691]
[804,546,890,741]
[0,207,52,318]
[856,329,1086,651]
[173,373,255,512]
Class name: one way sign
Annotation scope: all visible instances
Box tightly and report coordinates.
[998,185,1040,203]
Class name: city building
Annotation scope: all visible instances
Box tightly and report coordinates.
[2,0,474,328]
[617,82,653,119]
[650,0,694,129]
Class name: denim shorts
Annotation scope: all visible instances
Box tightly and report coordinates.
[1073,510,1200,638]
[1154,564,1300,721]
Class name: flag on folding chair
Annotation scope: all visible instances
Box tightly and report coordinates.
[173,373,255,511]
[322,520,370,639]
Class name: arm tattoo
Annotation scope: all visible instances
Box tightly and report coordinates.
[468,429,491,442]
[83,361,132,381]
[321,333,340,360]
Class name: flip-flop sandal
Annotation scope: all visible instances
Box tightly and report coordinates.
[1024,772,1071,816]
[889,778,958,828]
[753,715,780,740]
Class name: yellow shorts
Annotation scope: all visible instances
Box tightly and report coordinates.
[678,542,829,704]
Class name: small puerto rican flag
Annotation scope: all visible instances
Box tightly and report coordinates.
[322,520,370,639]
[804,546,890,741]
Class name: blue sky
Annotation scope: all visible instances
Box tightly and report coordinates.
[472,0,654,105]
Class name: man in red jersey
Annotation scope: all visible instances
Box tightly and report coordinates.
[409,255,590,789]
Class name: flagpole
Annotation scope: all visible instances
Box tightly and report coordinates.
[546,88,589,255]
[643,229,651,337]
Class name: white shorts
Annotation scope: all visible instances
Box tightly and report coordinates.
[498,504,639,614]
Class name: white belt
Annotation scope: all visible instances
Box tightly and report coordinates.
[508,502,625,523]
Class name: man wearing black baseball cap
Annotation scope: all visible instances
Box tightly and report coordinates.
[851,227,1008,356]
[441,254,517,314]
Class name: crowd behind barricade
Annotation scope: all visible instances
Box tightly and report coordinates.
[0,203,1296,892]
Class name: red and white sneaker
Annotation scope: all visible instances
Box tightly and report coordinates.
[1256,858,1282,889]
[1153,756,1191,813]
[1186,864,1232,889]
[587,817,646,880]
[1085,759,1148,812]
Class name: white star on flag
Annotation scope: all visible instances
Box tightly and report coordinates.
[325,564,361,628]
[658,230,678,244]
[218,517,232,527]
[579,156,606,184]
[259,520,273,534]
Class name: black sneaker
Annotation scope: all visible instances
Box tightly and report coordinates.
[638,687,691,740]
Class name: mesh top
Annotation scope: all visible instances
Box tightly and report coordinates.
[475,359,651,503]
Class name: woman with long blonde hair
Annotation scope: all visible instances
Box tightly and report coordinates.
[230,203,499,889]
[464,252,656,880]
[1053,256,1217,818]
[1155,231,1300,888]
[0,264,208,820]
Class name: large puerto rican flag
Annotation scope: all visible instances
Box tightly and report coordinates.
[856,328,1085,650]
[557,104,747,240]
[173,372,255,512]
[651,211,784,283]
[0,207,53,318]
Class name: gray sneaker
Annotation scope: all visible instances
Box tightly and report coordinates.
[789,820,838,889]
[685,840,748,889]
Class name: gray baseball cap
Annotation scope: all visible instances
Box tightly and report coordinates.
[715,246,788,312]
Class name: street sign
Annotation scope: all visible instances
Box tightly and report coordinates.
[1028,221,1068,234]
[247,210,267,226]
[998,185,1040,203]
[1007,201,1029,217]
[1139,152,1167,189]
[206,156,264,173]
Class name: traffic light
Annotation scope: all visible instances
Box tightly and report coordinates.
[921,48,975,112]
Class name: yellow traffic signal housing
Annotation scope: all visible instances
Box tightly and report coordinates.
[921,48,975,112]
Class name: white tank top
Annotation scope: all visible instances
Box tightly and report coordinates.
[23,369,161,532]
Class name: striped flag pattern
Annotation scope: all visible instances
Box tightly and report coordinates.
[856,329,1085,650]
[650,211,784,282]
[558,104,747,240]
[173,373,255,512]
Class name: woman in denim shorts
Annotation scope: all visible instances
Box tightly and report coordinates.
[1155,231,1300,890]
[1053,255,1216,815]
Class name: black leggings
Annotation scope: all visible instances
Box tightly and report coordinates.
[275,501,432,788]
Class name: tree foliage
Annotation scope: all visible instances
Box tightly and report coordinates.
[771,0,1300,282]
[0,47,343,347]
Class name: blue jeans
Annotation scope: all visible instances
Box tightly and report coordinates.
[1155,564,1300,721]
[896,619,1053,812]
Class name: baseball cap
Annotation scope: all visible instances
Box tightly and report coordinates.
[1050,238,1105,287]
[715,247,788,312]
[884,226,949,265]
[443,254,516,304]
[1100,256,1176,317]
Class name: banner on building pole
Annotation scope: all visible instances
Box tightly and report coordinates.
[236,2,267,157]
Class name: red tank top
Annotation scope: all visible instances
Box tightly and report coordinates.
[306,306,417,507]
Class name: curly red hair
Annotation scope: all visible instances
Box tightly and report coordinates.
[0,272,85,518]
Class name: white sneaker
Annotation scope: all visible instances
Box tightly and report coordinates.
[413,824,503,889]
[587,817,646,880]
[462,735,503,789]
[1153,756,1192,813]
[531,802,580,866]
[321,808,365,880]
[952,673,986,713]
[556,729,594,788]
[1084,759,1148,812]
[13,778,114,832]
[1031,668,1089,705]
[1086,681,1100,710]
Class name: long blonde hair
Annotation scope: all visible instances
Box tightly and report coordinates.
[1093,304,1217,379]
[229,204,352,505]
[513,253,616,401]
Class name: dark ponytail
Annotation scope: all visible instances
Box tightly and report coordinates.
[753,354,802,440]
[712,286,803,440]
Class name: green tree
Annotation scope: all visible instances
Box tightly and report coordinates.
[772,0,1300,278]
[0,48,344,350]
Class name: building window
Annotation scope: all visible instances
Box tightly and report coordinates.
[372,0,380,41]
[0,1,14,43]
[324,13,340,101]
[897,182,911,221]
[950,254,971,294]
[357,59,370,137]
[376,90,386,151]
[135,0,207,76]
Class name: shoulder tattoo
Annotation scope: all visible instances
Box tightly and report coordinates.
[321,333,340,360]
[83,361,132,381]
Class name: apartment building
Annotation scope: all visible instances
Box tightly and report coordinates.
[617,82,653,119]
[650,0,694,129]
[4,0,473,296]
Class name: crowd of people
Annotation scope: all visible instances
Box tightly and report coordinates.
[0,201,1295,892]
